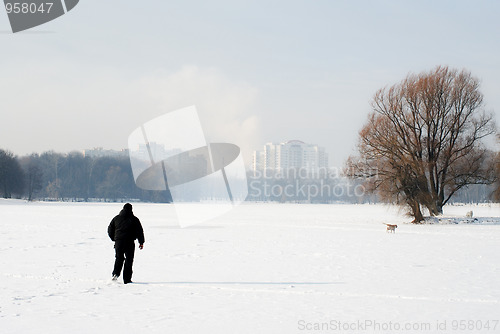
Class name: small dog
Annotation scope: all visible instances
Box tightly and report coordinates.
[384,223,398,233]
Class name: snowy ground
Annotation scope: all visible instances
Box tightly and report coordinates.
[1,200,499,333]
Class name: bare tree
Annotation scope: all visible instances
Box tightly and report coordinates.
[0,149,25,198]
[346,66,496,222]
[19,154,43,201]
[96,166,130,201]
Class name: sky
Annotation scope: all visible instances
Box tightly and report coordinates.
[1,0,499,167]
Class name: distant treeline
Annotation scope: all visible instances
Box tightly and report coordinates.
[0,148,495,204]
[0,149,171,202]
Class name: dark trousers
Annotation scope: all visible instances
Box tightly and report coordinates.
[112,241,135,283]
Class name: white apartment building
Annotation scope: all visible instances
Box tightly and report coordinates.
[253,140,328,174]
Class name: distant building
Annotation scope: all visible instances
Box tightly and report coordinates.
[252,140,328,175]
[82,147,129,158]
[252,150,265,172]
[129,142,182,162]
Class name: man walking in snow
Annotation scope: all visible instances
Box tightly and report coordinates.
[108,203,145,284]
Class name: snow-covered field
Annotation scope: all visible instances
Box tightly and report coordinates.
[1,200,499,334]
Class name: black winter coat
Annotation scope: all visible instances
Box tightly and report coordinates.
[108,208,145,244]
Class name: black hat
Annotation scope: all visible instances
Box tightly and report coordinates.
[123,203,133,211]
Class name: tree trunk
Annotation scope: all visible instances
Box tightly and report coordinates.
[435,191,444,215]
[426,202,439,216]
[409,200,424,223]
[435,203,443,215]
[28,175,33,201]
